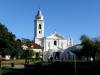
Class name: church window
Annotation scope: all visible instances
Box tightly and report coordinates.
[39,24,41,29]
[54,41,57,46]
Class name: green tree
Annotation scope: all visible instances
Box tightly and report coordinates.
[92,37,100,60]
[0,23,23,59]
[80,35,91,59]
[23,50,34,58]
[0,23,15,57]
[80,35,100,60]
[10,39,23,59]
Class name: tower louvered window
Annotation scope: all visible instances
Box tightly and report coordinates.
[39,24,41,29]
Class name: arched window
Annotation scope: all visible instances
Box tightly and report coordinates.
[39,24,41,29]
[54,41,57,46]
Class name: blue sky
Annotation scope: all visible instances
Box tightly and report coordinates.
[0,0,100,44]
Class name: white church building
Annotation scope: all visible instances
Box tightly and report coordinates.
[34,8,74,61]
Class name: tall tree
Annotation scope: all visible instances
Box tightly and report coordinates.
[80,35,100,60]
[92,37,100,60]
[0,23,23,59]
[80,35,91,58]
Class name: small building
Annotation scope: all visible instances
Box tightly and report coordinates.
[63,44,83,60]
[22,43,42,58]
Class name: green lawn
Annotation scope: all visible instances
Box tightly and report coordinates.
[2,59,25,65]
[2,58,43,65]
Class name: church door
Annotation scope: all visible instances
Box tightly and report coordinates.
[55,52,60,60]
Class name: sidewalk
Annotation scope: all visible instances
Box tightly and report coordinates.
[13,65,24,69]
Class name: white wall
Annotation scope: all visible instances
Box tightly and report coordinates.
[32,49,42,52]
[44,38,67,52]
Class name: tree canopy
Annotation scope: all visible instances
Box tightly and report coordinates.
[0,23,23,59]
[80,35,100,60]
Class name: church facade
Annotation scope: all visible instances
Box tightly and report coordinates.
[34,8,74,61]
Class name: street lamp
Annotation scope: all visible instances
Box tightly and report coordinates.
[74,54,76,75]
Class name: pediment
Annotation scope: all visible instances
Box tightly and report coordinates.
[46,32,66,40]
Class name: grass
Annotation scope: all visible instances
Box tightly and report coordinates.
[2,59,100,65]
[1,65,11,69]
[2,58,43,65]
[2,59,25,65]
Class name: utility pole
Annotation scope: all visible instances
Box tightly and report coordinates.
[74,54,76,75]
[42,47,44,62]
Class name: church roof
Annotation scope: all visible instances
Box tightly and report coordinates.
[35,8,44,20]
[22,43,42,49]
[37,8,42,17]
[46,32,66,40]
[64,44,82,52]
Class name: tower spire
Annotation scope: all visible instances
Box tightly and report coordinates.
[68,34,73,46]
[35,8,44,20]
[34,8,44,45]
[37,8,42,16]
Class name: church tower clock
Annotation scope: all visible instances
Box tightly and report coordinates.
[34,8,44,46]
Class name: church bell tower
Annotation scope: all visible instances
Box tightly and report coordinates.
[34,8,44,45]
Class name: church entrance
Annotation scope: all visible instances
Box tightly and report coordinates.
[55,52,60,60]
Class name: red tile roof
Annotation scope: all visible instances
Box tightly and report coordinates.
[22,43,42,49]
